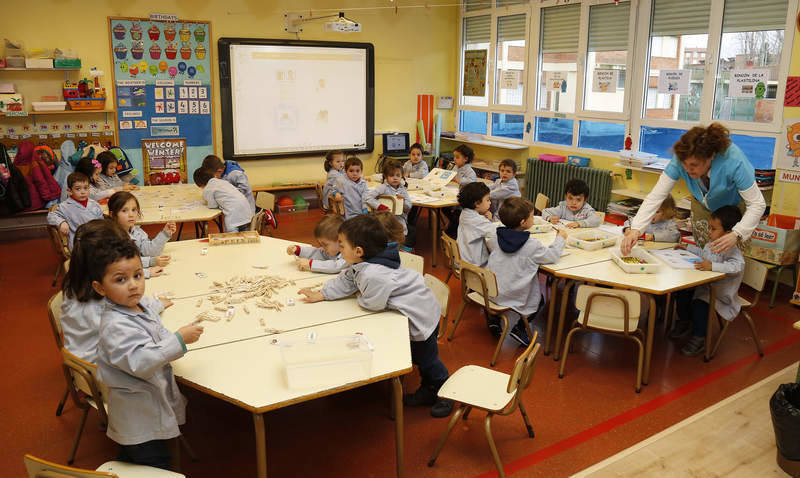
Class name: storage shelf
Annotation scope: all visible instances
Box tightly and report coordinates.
[0,67,80,72]
[441,135,528,150]
[1,109,115,117]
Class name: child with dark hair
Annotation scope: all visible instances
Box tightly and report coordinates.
[194,167,254,232]
[488,158,521,219]
[542,178,601,228]
[364,160,412,238]
[322,150,346,210]
[456,182,495,268]
[443,144,479,237]
[624,194,680,243]
[201,154,255,214]
[332,157,368,219]
[372,210,406,245]
[487,197,568,346]
[286,214,347,273]
[47,172,104,250]
[671,205,745,356]
[76,157,117,201]
[97,151,138,192]
[299,215,453,418]
[402,143,429,179]
[93,236,203,469]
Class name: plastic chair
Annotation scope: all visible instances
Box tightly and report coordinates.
[449,262,530,366]
[61,349,109,464]
[424,273,450,339]
[534,193,549,215]
[47,205,70,287]
[23,454,185,477]
[399,250,424,274]
[47,292,73,418]
[314,183,329,214]
[559,285,644,392]
[427,335,541,478]
[439,232,461,284]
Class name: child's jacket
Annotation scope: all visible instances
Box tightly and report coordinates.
[333,175,368,219]
[457,208,496,268]
[60,296,104,363]
[322,169,345,209]
[687,243,745,320]
[542,200,601,227]
[222,160,255,214]
[202,177,254,231]
[403,160,429,179]
[488,177,521,218]
[363,183,412,233]
[47,197,103,249]
[292,245,347,274]
[454,164,477,187]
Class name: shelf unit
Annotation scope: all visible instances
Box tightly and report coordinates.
[0,67,80,72]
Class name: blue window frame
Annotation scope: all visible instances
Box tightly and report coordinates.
[459,110,488,135]
[535,117,573,146]
[578,121,625,151]
[491,113,525,140]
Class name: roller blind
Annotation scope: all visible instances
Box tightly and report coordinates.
[498,14,526,42]
[497,0,528,7]
[722,0,789,33]
[464,15,491,44]
[465,0,491,12]
[541,4,581,53]
[651,0,711,36]
[588,2,631,52]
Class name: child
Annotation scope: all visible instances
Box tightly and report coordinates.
[372,210,406,246]
[488,159,521,219]
[443,144,478,238]
[487,197,568,346]
[542,179,602,228]
[92,236,204,469]
[97,151,138,192]
[193,168,254,232]
[60,219,130,363]
[201,154,255,214]
[286,214,347,273]
[322,150,345,210]
[670,206,745,356]
[402,143,429,179]
[332,156,368,219]
[47,172,104,249]
[108,191,176,278]
[76,157,116,201]
[298,215,453,418]
[364,160,412,235]
[634,194,680,243]
[456,182,495,268]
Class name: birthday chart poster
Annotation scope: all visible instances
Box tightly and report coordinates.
[108,18,214,184]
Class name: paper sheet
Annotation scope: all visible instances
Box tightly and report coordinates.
[649,249,703,269]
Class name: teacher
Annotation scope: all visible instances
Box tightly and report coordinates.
[621,123,766,255]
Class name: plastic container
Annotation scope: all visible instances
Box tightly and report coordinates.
[529,216,554,234]
[25,58,53,69]
[567,230,618,250]
[610,246,661,274]
[54,58,81,69]
[32,101,66,111]
[5,57,25,68]
[280,333,374,389]
[539,154,566,163]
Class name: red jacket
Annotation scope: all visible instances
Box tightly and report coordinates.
[13,141,62,211]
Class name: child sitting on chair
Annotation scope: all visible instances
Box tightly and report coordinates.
[624,195,681,243]
[97,151,138,193]
[299,215,453,418]
[456,182,496,268]
[488,159,521,219]
[488,197,568,346]
[201,154,255,214]
[542,179,602,228]
[670,206,745,357]
[402,142,429,179]
[364,160,412,238]
[443,144,479,239]
[286,214,347,273]
[332,156,368,219]
[322,150,345,210]
[194,168,254,232]
[47,172,104,250]
[93,236,204,469]
[75,157,117,202]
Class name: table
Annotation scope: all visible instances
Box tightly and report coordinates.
[406,182,460,268]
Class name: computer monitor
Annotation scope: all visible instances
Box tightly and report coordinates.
[382,133,409,156]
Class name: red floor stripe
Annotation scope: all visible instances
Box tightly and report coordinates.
[475,331,800,478]
[752,309,798,326]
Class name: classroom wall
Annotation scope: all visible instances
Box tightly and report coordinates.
[0,0,458,187]
[774,29,800,219]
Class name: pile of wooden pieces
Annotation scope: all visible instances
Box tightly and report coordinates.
[208,230,260,246]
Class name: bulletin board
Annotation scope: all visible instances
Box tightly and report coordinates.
[108,16,215,185]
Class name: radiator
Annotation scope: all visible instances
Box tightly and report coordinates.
[525,159,613,213]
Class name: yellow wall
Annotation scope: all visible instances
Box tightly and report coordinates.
[0,0,458,187]
[774,25,800,218]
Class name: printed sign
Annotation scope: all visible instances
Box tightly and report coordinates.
[592,69,618,93]
[141,138,187,185]
[729,69,769,98]
[778,170,800,184]
[657,69,690,95]
[500,70,520,90]
[752,228,777,243]
[546,71,568,92]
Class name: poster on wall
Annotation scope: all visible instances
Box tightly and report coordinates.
[463,50,487,97]
[778,118,800,171]
[657,69,690,95]
[142,138,187,185]
[108,17,214,184]
[729,69,769,98]
[592,70,617,93]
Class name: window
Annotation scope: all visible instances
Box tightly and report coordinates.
[460,110,488,135]
[496,14,526,106]
[583,2,631,113]
[538,4,580,113]
[730,134,776,169]
[639,125,687,158]
[578,121,626,151]
[461,15,491,107]
[646,87,671,109]
[492,113,525,140]
[536,117,574,146]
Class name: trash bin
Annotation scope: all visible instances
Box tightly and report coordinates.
[770,383,800,477]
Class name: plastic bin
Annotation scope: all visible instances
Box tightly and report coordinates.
[54,58,81,69]
[567,230,618,250]
[539,154,566,163]
[528,216,554,234]
[32,101,66,111]
[280,333,374,389]
[610,247,661,274]
[25,58,53,69]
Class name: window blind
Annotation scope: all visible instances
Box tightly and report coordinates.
[588,2,631,51]
[497,0,528,7]
[722,0,789,33]
[465,0,491,12]
[464,15,491,44]
[651,0,711,36]
[541,4,581,53]
[498,14,526,42]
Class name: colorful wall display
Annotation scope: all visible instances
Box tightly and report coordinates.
[462,50,487,97]
[108,17,214,184]
[142,138,187,185]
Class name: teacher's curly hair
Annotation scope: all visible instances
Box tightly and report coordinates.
[672,122,731,162]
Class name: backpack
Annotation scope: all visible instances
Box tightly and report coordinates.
[0,143,31,216]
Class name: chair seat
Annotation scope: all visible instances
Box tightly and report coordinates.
[466,292,509,312]
[437,365,515,412]
[576,311,639,333]
[97,461,186,477]
[737,295,751,307]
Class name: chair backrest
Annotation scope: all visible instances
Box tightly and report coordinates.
[249,210,265,233]
[595,211,606,222]
[534,193,549,213]
[330,198,345,216]
[742,257,769,292]
[255,191,275,211]
[459,261,499,299]
[575,285,641,333]
[424,273,450,318]
[399,251,424,274]
[47,291,64,350]
[47,205,70,261]
[62,349,108,423]
[24,454,117,478]
[378,195,402,215]
[507,331,540,395]
[314,183,327,212]
[440,233,461,278]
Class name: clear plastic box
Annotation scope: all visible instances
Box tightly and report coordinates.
[610,247,661,274]
[280,333,374,389]
[529,216,554,234]
[567,230,618,250]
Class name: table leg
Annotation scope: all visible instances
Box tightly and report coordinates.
[431,208,438,268]
[253,413,267,478]
[643,295,657,385]
[202,221,209,238]
[553,280,574,361]
[391,377,405,478]
[176,222,184,241]
[704,286,717,363]
[543,276,560,356]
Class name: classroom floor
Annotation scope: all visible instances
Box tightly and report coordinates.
[2,209,799,478]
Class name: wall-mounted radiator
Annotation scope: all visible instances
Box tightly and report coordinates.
[524,159,613,213]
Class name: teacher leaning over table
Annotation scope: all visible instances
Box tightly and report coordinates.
[621,123,766,255]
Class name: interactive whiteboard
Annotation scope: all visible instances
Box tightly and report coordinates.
[218,38,374,159]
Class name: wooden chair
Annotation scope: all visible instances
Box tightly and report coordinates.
[23,454,185,477]
[449,262,530,366]
[424,273,450,339]
[559,285,644,392]
[61,349,109,464]
[47,205,70,287]
[330,195,345,216]
[399,250,424,274]
[534,193,549,215]
[47,292,73,418]
[439,232,461,284]
[595,211,606,223]
[251,192,276,236]
[428,335,541,478]
[366,195,398,214]
[314,183,329,214]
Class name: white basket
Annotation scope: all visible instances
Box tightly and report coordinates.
[280,333,373,389]
[610,247,661,274]
[528,216,554,234]
[32,101,66,111]
[566,230,618,250]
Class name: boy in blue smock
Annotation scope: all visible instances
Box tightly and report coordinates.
[332,156,368,219]
[542,179,602,228]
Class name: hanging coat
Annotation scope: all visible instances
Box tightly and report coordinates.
[13,141,61,210]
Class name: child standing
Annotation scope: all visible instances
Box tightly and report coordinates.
[364,161,412,235]
[108,191,176,278]
[92,236,203,469]
[488,159,521,219]
[456,182,496,268]
[542,179,602,228]
[97,151,138,192]
[332,157,368,219]
[402,143,429,179]
[488,197,568,346]
[671,206,745,356]
[322,150,345,210]
[47,172,104,249]
[299,215,453,418]
[201,154,255,214]
[443,144,478,238]
[193,168,254,232]
[286,214,347,273]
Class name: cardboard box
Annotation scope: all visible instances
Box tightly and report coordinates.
[0,93,24,113]
[745,217,800,265]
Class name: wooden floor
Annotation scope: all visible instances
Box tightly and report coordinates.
[573,364,798,478]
